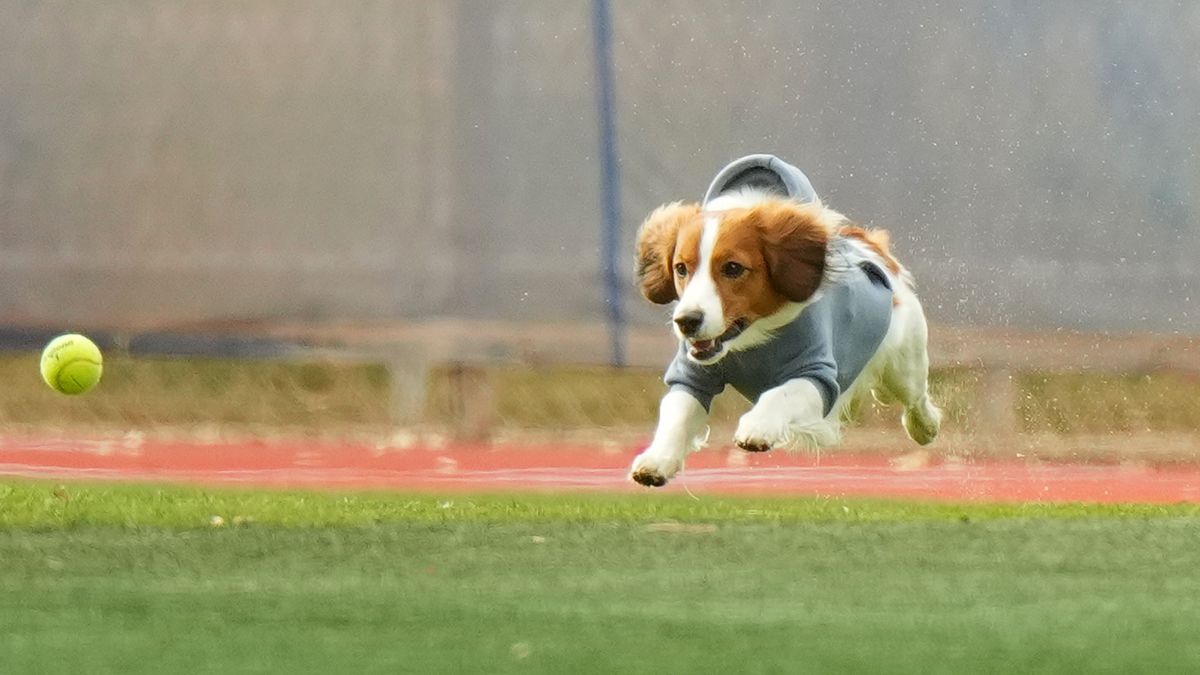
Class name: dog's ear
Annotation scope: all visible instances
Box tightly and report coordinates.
[752,200,832,302]
[635,201,699,304]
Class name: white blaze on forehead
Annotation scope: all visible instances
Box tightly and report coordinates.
[704,189,773,212]
[673,212,726,339]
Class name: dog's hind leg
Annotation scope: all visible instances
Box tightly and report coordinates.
[878,291,942,446]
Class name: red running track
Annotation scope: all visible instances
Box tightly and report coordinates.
[1,435,1200,503]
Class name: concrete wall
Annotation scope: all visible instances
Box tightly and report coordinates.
[1,1,1197,331]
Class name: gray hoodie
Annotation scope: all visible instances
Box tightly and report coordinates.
[663,155,894,415]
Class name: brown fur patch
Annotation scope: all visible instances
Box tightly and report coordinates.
[671,217,706,298]
[706,208,789,322]
[665,199,834,334]
[740,200,830,303]
[839,225,903,276]
[634,202,700,304]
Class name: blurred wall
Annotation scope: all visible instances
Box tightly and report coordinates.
[1,1,1197,331]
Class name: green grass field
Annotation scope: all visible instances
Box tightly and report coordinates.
[3,482,1200,674]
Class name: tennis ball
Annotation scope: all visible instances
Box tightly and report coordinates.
[40,333,103,395]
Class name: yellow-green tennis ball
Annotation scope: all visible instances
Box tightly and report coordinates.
[40,334,103,395]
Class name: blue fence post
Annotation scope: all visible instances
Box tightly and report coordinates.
[591,0,626,367]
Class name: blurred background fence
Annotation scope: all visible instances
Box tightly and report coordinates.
[1,2,1197,456]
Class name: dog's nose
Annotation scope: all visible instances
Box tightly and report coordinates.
[674,312,704,337]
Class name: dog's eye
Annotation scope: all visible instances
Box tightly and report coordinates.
[721,261,746,279]
[674,262,688,277]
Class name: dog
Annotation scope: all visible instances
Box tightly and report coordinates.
[629,155,941,487]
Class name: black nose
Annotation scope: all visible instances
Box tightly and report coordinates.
[674,312,704,336]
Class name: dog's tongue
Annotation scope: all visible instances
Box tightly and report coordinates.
[689,339,718,358]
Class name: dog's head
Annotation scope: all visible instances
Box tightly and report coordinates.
[635,194,839,364]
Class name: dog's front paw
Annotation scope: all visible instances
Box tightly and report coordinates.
[629,450,682,487]
[733,410,790,453]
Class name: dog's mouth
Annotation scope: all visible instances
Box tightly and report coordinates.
[686,319,748,361]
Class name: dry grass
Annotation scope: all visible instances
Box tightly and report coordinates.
[0,353,392,437]
[1018,371,1200,434]
[430,364,1200,435]
[1,352,1196,460]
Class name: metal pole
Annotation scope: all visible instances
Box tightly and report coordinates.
[591,0,626,367]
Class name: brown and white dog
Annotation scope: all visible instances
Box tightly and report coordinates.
[629,189,942,487]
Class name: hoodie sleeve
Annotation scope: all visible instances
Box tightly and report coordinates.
[662,344,726,411]
[771,300,839,416]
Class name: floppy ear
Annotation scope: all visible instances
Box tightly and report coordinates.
[753,201,831,302]
[635,201,699,304]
